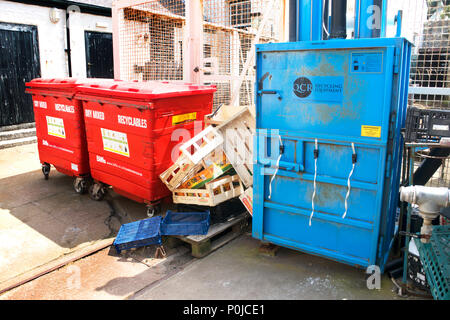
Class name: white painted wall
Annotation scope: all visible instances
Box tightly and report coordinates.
[0,1,68,78]
[0,1,112,79]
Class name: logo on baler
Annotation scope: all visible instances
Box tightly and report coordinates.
[293,77,313,98]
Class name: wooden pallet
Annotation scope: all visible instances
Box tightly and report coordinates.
[217,108,255,188]
[164,212,249,258]
[172,175,243,206]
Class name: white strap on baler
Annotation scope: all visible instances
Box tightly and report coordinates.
[268,135,283,200]
[309,139,319,227]
[342,143,356,219]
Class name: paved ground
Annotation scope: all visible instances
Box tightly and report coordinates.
[131,234,410,300]
[0,245,192,300]
[0,144,116,286]
[0,144,423,300]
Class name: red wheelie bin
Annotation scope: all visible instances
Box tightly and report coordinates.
[25,78,118,193]
[75,81,216,216]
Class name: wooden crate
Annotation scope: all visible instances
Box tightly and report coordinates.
[204,105,254,126]
[217,108,255,188]
[172,175,243,206]
[179,125,224,165]
[239,187,253,216]
[159,154,202,192]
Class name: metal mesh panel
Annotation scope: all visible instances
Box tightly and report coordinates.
[414,152,450,188]
[202,0,282,109]
[403,0,450,109]
[397,1,450,188]
[118,1,185,81]
[117,0,283,110]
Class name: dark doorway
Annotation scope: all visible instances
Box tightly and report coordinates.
[85,31,114,78]
[0,22,41,126]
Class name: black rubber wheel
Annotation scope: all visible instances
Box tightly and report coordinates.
[73,178,88,194]
[42,163,50,180]
[89,183,106,201]
[147,206,156,218]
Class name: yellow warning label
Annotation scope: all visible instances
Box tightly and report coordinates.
[172,112,197,125]
[361,125,381,138]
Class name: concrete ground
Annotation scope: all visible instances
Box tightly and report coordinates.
[0,245,193,300]
[0,144,115,286]
[130,234,408,300]
[0,144,423,300]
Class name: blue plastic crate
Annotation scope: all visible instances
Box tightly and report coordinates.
[113,216,162,253]
[160,211,210,236]
[415,225,450,300]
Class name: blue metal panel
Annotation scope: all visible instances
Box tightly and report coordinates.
[355,0,388,39]
[253,38,412,271]
[296,0,323,41]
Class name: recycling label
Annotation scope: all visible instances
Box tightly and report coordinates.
[46,116,66,139]
[101,128,130,157]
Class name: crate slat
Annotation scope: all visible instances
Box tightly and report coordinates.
[218,108,255,187]
[179,126,224,164]
[173,175,243,206]
[159,154,202,191]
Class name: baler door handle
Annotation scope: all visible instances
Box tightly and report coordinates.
[264,159,301,172]
[257,72,282,100]
[258,90,282,100]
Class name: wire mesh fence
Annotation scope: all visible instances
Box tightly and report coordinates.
[116,0,283,109]
[414,151,450,188]
[397,0,450,188]
[403,0,450,110]
[118,0,186,82]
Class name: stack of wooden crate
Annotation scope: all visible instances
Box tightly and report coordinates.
[159,106,255,213]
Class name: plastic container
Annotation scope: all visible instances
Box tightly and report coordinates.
[25,78,117,193]
[415,225,450,300]
[75,81,215,214]
[405,106,450,143]
[113,216,162,253]
[160,210,210,236]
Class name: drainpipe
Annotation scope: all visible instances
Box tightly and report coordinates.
[66,9,72,77]
[400,186,450,243]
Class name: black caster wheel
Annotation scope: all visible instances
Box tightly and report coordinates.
[89,183,106,201]
[146,204,160,218]
[73,177,88,194]
[42,163,50,180]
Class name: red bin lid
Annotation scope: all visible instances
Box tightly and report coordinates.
[26,78,121,89]
[26,78,80,89]
[75,80,217,101]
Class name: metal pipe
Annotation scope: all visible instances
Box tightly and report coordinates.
[65,9,72,77]
[400,185,450,242]
[354,0,386,38]
[289,0,297,41]
[296,0,323,41]
[330,0,347,39]
[323,0,330,39]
